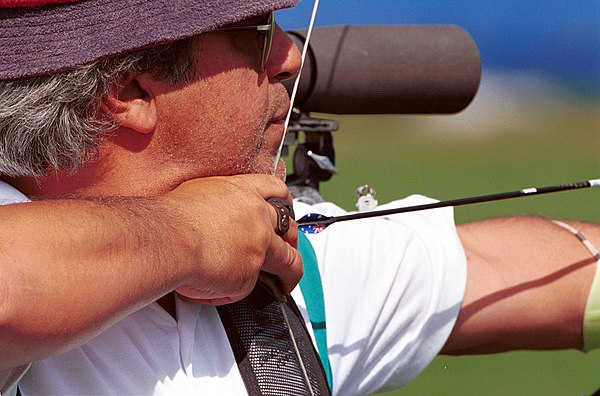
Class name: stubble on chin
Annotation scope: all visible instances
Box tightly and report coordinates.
[274,159,287,181]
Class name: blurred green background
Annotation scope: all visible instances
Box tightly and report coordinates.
[287,88,600,394]
[279,1,600,393]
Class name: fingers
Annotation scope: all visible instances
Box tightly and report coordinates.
[262,234,304,295]
[264,198,302,294]
[235,174,293,203]
[281,217,298,248]
[176,293,240,307]
[167,174,302,302]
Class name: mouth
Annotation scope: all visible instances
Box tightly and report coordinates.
[269,93,291,125]
[270,117,286,125]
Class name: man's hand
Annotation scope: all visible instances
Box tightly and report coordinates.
[165,174,303,305]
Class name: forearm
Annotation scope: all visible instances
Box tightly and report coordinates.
[442,217,597,354]
[0,198,194,369]
[0,175,303,370]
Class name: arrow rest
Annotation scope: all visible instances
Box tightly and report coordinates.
[285,111,339,204]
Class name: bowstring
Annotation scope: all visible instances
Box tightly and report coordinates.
[271,5,322,390]
[273,0,321,174]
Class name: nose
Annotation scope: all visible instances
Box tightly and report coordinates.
[266,23,302,81]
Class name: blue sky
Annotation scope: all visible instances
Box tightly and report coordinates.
[277,1,600,93]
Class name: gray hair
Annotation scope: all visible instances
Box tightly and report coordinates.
[0,37,198,177]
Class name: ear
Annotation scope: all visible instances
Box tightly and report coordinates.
[103,73,158,134]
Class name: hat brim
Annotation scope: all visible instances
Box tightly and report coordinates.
[0,0,299,80]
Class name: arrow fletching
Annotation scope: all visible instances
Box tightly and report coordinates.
[298,213,332,234]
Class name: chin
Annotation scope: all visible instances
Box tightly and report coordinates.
[243,157,286,179]
[275,160,287,181]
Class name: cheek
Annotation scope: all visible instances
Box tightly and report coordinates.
[221,78,269,130]
[197,39,268,118]
[154,53,271,174]
[205,72,270,156]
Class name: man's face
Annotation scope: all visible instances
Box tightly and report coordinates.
[12,13,302,198]
[148,15,301,188]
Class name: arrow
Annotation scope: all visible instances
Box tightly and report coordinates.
[297,178,600,234]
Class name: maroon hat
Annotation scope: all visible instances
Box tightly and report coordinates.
[0,0,299,80]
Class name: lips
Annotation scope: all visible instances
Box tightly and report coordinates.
[269,86,291,124]
[270,106,289,125]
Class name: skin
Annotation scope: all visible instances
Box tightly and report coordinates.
[0,17,304,370]
[444,218,597,353]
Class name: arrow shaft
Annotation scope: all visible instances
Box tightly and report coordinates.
[297,179,600,227]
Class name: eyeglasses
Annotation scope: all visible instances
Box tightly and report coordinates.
[212,12,275,72]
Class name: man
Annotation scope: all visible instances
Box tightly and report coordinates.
[1,0,599,395]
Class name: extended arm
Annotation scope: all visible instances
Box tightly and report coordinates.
[0,174,302,370]
[442,216,598,354]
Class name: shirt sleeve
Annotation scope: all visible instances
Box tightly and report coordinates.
[0,180,30,205]
[0,364,29,396]
[294,195,467,395]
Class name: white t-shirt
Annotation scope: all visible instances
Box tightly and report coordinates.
[0,181,466,395]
